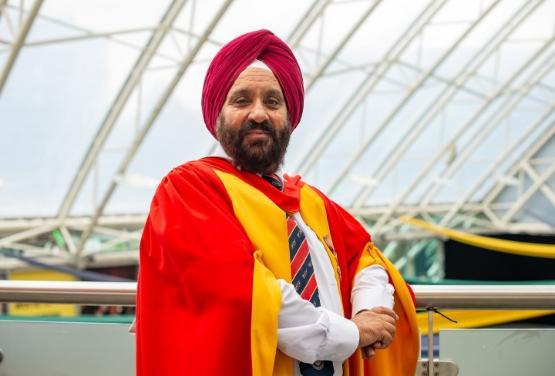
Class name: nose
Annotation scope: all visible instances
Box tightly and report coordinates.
[248,99,269,124]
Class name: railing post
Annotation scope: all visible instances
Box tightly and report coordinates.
[428,308,435,376]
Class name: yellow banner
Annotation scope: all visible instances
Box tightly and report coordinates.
[8,269,78,317]
[401,216,555,259]
[417,309,555,334]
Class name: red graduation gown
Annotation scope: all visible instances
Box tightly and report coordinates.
[136,157,418,375]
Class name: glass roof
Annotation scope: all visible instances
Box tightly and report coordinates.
[1,0,553,239]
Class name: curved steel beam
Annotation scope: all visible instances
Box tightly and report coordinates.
[57,0,189,222]
[0,0,43,95]
[304,0,383,91]
[287,0,332,49]
[373,37,554,230]
[294,0,449,176]
[351,0,545,209]
[324,0,502,196]
[483,130,555,209]
[440,117,554,227]
[500,162,555,225]
[418,55,555,207]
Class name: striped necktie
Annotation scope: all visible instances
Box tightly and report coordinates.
[288,216,321,306]
[287,216,334,375]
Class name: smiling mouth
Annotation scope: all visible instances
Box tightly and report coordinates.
[245,129,270,136]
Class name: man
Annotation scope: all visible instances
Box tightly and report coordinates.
[136,30,419,375]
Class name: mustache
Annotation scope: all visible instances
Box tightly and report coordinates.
[242,120,273,133]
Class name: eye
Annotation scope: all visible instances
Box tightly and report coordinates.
[233,97,249,105]
[266,97,281,107]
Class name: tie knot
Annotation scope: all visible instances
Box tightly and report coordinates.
[262,174,283,191]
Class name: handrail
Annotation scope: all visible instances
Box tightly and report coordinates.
[414,285,555,309]
[1,281,555,308]
[0,281,136,305]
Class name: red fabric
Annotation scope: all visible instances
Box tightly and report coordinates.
[136,157,303,375]
[201,29,304,137]
[136,160,256,375]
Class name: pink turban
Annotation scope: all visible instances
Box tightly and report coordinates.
[202,29,304,138]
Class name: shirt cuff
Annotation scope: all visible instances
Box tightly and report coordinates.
[317,310,359,361]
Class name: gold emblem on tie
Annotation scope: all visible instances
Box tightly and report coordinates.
[312,361,324,370]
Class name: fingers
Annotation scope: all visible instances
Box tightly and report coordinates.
[370,318,396,348]
[372,321,395,348]
[377,313,397,327]
[362,346,375,359]
[377,326,394,348]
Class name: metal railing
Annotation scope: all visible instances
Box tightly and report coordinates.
[1,280,555,308]
[0,280,136,305]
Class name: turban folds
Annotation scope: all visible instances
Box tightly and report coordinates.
[202,29,304,137]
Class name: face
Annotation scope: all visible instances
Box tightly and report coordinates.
[216,67,290,175]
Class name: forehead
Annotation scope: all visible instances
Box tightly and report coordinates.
[228,67,283,95]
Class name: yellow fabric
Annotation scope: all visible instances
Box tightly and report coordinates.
[216,171,293,376]
[401,216,555,258]
[352,244,420,376]
[252,250,284,375]
[418,309,555,334]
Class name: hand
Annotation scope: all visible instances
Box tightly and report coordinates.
[351,307,398,354]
